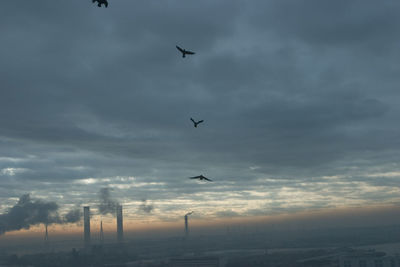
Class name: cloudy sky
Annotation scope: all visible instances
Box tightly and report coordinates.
[1,0,400,232]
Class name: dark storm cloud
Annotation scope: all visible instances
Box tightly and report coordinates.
[249,0,400,47]
[0,0,399,222]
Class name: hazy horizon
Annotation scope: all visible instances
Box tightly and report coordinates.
[2,203,400,239]
[1,2,400,263]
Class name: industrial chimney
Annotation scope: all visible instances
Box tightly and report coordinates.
[184,211,193,239]
[44,223,49,247]
[99,220,104,245]
[116,205,123,243]
[84,206,91,248]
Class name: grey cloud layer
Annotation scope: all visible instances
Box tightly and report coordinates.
[0,0,399,221]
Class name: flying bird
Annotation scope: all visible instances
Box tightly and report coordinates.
[189,175,212,182]
[176,46,195,58]
[92,0,108,7]
[190,118,204,128]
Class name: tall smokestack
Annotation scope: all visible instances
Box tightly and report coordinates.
[84,206,91,248]
[184,211,193,239]
[99,220,104,245]
[185,215,189,238]
[116,205,123,243]
[44,223,49,247]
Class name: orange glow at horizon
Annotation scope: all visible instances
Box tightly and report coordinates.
[3,204,400,239]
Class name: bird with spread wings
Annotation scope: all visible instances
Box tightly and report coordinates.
[189,175,213,182]
[176,46,195,58]
[92,0,108,8]
[190,118,204,128]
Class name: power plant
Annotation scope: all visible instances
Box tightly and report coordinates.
[84,206,91,249]
[117,205,124,243]
[184,211,193,239]
[82,205,125,248]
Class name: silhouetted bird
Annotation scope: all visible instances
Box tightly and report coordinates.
[93,0,108,7]
[189,175,212,182]
[176,46,195,58]
[190,118,204,128]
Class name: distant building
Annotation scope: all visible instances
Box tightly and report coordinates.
[339,250,399,267]
[169,257,220,267]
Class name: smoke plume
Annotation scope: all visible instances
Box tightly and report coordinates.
[63,208,82,223]
[185,211,194,216]
[138,199,154,214]
[98,188,119,216]
[0,194,82,235]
